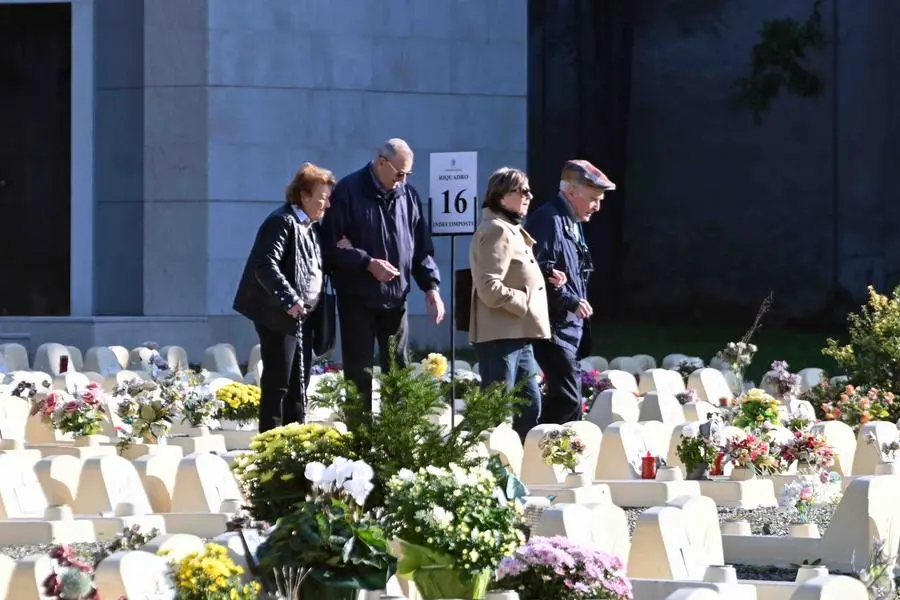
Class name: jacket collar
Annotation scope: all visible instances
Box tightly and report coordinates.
[482,208,535,244]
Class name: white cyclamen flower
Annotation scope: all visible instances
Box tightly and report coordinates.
[304,461,327,486]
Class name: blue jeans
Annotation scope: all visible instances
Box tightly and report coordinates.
[474,339,542,441]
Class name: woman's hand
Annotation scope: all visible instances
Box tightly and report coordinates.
[548,269,567,288]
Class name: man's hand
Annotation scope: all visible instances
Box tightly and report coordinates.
[367,259,400,282]
[287,303,306,319]
[426,289,445,324]
[548,269,567,288]
[574,299,593,319]
[337,236,353,250]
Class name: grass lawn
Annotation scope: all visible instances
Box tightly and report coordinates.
[420,321,847,385]
[591,322,842,384]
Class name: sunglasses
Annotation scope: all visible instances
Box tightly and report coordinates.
[379,155,412,180]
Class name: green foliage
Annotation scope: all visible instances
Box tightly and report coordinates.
[309,354,527,508]
[676,435,718,470]
[734,0,827,123]
[256,497,393,591]
[823,285,900,392]
[232,423,354,524]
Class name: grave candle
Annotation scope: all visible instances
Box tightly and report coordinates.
[710,452,727,476]
[641,452,657,479]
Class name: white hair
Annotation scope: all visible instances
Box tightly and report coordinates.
[559,180,572,194]
[376,138,413,161]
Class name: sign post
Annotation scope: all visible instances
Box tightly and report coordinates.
[428,151,478,427]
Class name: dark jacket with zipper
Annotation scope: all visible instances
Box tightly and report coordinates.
[318,164,440,309]
[233,204,322,336]
[525,193,593,357]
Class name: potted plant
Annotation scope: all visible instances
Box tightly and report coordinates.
[256,457,393,600]
[232,422,354,525]
[495,535,632,600]
[538,427,588,487]
[383,464,524,600]
[675,429,718,480]
[30,386,105,441]
[215,382,261,430]
[165,543,259,600]
[732,388,782,430]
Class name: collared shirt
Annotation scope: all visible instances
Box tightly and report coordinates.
[558,194,583,244]
[290,206,323,310]
[369,161,390,194]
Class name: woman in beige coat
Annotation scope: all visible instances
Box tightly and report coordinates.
[469,167,566,440]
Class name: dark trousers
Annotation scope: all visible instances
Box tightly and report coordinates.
[533,339,583,425]
[337,296,409,413]
[255,318,313,433]
[474,339,541,442]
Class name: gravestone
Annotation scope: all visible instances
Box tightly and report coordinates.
[639,391,685,424]
[520,424,567,485]
[639,369,686,396]
[33,342,73,376]
[170,453,244,513]
[601,370,639,394]
[84,347,123,377]
[586,388,641,430]
[95,551,173,600]
[482,424,524,475]
[809,421,856,476]
[74,455,154,515]
[0,453,48,518]
[687,369,733,403]
[610,356,643,375]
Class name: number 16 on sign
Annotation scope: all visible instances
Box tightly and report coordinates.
[428,152,477,237]
[428,151,477,430]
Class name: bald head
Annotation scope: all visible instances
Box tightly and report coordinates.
[373,138,414,189]
[376,138,413,162]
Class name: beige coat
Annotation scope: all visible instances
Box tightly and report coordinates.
[468,209,551,344]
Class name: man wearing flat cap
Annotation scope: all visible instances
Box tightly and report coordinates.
[525,159,615,424]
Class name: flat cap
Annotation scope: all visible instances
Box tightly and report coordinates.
[561,159,616,191]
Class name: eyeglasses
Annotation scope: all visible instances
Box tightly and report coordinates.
[515,187,532,197]
[379,155,412,180]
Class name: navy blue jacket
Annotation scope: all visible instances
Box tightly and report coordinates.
[525,194,593,356]
[319,164,440,309]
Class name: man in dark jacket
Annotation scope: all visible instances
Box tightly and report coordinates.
[233,163,336,432]
[525,160,615,424]
[319,139,444,411]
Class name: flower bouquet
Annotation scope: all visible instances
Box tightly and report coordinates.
[215,382,261,425]
[30,386,105,438]
[165,543,258,600]
[581,370,613,407]
[153,369,220,428]
[495,536,632,600]
[723,433,784,476]
[715,340,758,395]
[779,471,842,524]
[733,388,782,430]
[763,360,800,401]
[42,545,106,600]
[780,431,835,473]
[383,464,525,600]
[539,427,586,473]
[256,457,393,600]
[112,378,181,445]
